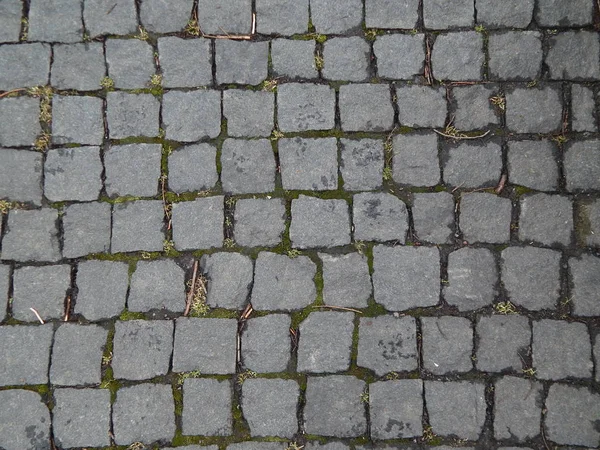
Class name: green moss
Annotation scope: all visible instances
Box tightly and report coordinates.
[345,366,377,383]
[513,185,534,197]
[397,126,414,134]
[360,302,387,317]
[119,309,146,321]
[232,396,251,439]
[290,307,313,329]
[205,308,239,319]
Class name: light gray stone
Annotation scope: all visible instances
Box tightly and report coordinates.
[277,83,335,132]
[182,378,232,436]
[508,140,559,191]
[564,140,600,191]
[365,0,419,28]
[172,196,224,250]
[128,259,186,313]
[106,38,155,89]
[443,142,503,188]
[0,265,9,322]
[393,133,440,186]
[452,84,500,129]
[536,0,593,26]
[370,379,423,439]
[421,316,473,374]
[28,0,82,43]
[12,265,70,321]
[75,260,129,320]
[279,137,338,190]
[460,193,511,244]
[323,37,370,82]
[242,314,291,373]
[139,0,192,33]
[476,0,534,28]
[197,0,252,34]
[374,34,425,80]
[256,0,308,35]
[111,200,165,253]
[106,92,160,139]
[548,31,600,80]
[310,0,362,33]
[353,192,408,243]
[570,254,600,316]
[216,40,268,85]
[572,84,597,132]
[1,209,61,262]
[224,90,274,137]
[0,43,51,90]
[158,37,212,88]
[596,335,600,383]
[163,90,221,142]
[519,194,573,246]
[476,315,531,372]
[0,97,42,147]
[0,389,50,450]
[0,149,43,205]
[412,192,454,244]
[494,376,542,441]
[339,83,394,131]
[396,85,447,128]
[271,39,318,79]
[488,31,542,80]
[168,144,218,193]
[340,138,384,191]
[290,196,350,248]
[201,252,253,309]
[432,32,484,81]
[320,253,371,308]
[63,202,111,258]
[84,0,138,37]
[44,147,103,201]
[52,95,104,145]
[221,139,276,194]
[0,0,22,43]
[580,200,600,248]
[51,42,105,90]
[506,87,562,133]
[423,0,474,29]
[0,324,53,386]
[105,143,162,198]
[234,198,286,247]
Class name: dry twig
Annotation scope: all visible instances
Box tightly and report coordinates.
[495,174,507,194]
[433,129,490,140]
[0,88,25,98]
[313,305,363,313]
[63,296,71,321]
[184,260,199,316]
[30,307,44,324]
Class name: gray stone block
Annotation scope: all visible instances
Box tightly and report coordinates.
[536,0,593,26]
[339,83,394,131]
[564,140,600,191]
[393,133,440,186]
[75,260,129,320]
[506,87,562,133]
[168,143,218,193]
[320,252,371,308]
[242,314,291,372]
[172,196,224,250]
[12,265,70,321]
[224,90,273,137]
[304,376,366,437]
[182,378,232,436]
[460,193,511,244]
[374,34,424,80]
[113,383,175,445]
[105,143,161,198]
[340,138,384,191]
[221,139,276,194]
[396,85,448,128]
[548,31,600,80]
[412,192,454,244]
[44,147,103,201]
[501,247,561,311]
[476,315,530,372]
[0,265,8,322]
[372,245,440,311]
[53,388,111,448]
[0,0,21,43]
[242,378,299,438]
[570,254,600,316]
[234,198,286,247]
[0,324,53,386]
[533,319,592,380]
[63,202,111,258]
[140,0,192,33]
[111,200,165,253]
[277,83,335,132]
[323,37,370,82]
[0,149,43,205]
[197,0,252,34]
[443,141,502,188]
[84,0,138,37]
[423,0,474,28]
[128,259,185,313]
[173,318,237,373]
[0,43,50,90]
[290,196,350,248]
[51,43,105,90]
[476,0,534,28]
[279,137,338,190]
[305,443,349,450]
[432,32,484,81]
[201,252,253,309]
[163,90,221,142]
[271,39,318,79]
[444,248,497,311]
[572,84,597,132]
[370,379,423,439]
[0,97,42,147]
[158,37,212,88]
[0,389,50,449]
[28,0,82,43]
[519,194,573,246]
[310,0,362,33]
[106,92,160,138]
[106,39,155,89]
[353,192,408,243]
[256,0,308,35]
[1,209,61,262]
[251,252,316,311]
[421,316,472,374]
[298,311,354,373]
[494,376,542,442]
[228,443,286,450]
[580,200,600,248]
[507,140,559,191]
[489,31,542,80]
[452,84,500,130]
[216,40,268,85]
[596,335,600,383]
[365,0,419,28]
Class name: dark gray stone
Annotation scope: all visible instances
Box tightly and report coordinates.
[425,381,486,441]
[365,0,419,28]
[412,192,454,244]
[290,196,350,248]
[168,144,218,193]
[251,252,316,311]
[570,254,600,316]
[63,202,111,258]
[536,0,593,26]
[596,335,600,383]
[0,324,53,386]
[353,192,409,243]
[271,39,318,79]
[572,84,596,132]
[444,248,498,311]
[374,34,424,80]
[443,142,503,188]
[323,37,370,82]
[172,196,224,250]
[201,252,253,309]
[452,84,500,130]
[53,388,111,448]
[113,383,175,445]
[0,0,21,43]
[305,443,349,450]
[548,32,600,80]
[393,133,440,186]
[0,389,50,450]
[476,315,530,372]
[501,247,561,311]
[2,209,61,262]
[310,0,362,33]
[75,260,129,320]
[508,140,559,191]
[173,318,237,373]
[197,0,252,34]
[0,43,51,90]
[460,193,511,244]
[84,0,138,37]
[476,0,534,28]
[298,311,354,373]
[432,32,483,81]
[106,39,155,89]
[339,84,394,131]
[340,138,384,191]
[163,90,221,142]
[111,200,165,253]
[52,95,104,145]
[242,314,291,372]
[370,379,423,439]
[51,42,106,90]
[506,87,562,133]
[320,252,371,308]
[421,316,473,374]
[105,143,162,198]
[519,194,573,246]
[372,245,440,311]
[229,443,286,450]
[580,201,600,248]
[423,0,474,28]
[128,259,185,313]
[12,265,70,321]
[0,97,42,147]
[182,378,232,436]
[158,37,212,88]
[221,139,276,194]
[489,31,542,80]
[44,147,103,202]
[0,149,43,205]
[494,376,542,441]
[532,319,592,380]
[0,265,8,322]
[216,40,268,85]
[224,90,274,137]
[140,0,192,33]
[242,378,299,438]
[234,198,286,247]
[106,92,160,139]
[256,0,308,35]
[279,137,338,191]
[28,0,82,43]
[304,375,366,437]
[396,85,447,128]
[277,83,335,132]
[564,140,600,191]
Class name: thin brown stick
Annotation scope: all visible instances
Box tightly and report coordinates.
[184,260,199,316]
[0,88,25,98]
[495,173,507,194]
[313,305,363,314]
[251,12,256,35]
[424,37,433,85]
[63,295,71,322]
[541,424,551,450]
[433,129,490,140]
[240,303,253,321]
[204,33,252,40]
[451,182,465,193]
[30,307,44,324]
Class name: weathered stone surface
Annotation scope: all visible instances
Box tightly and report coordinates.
[256,0,308,35]
[224,90,274,137]
[0,43,51,90]
[197,0,252,34]
[564,140,600,191]
[443,142,502,188]
[508,140,559,191]
[216,40,268,85]
[494,376,542,441]
[0,389,50,450]
[340,139,384,191]
[1,209,61,262]
[234,198,286,247]
[84,0,138,37]
[75,260,129,320]
[320,252,371,308]
[158,37,212,88]
[570,254,600,316]
[111,200,165,253]
[28,0,82,43]
[452,84,500,130]
[128,259,185,313]
[0,97,42,147]
[548,31,600,80]
[0,0,21,43]
[393,133,440,186]
[221,139,276,194]
[105,143,162,198]
[476,315,530,372]
[279,137,338,191]
[488,31,542,80]
[519,194,573,246]
[242,314,291,373]
[371,33,424,80]
[370,379,423,439]
[11,265,70,321]
[580,200,600,248]
[365,0,419,28]
[0,324,53,386]
[396,85,447,128]
[182,378,232,436]
[421,316,473,374]
[139,0,192,33]
[506,87,562,133]
[163,90,221,142]
[0,149,43,205]
[51,42,106,90]
[310,0,362,33]
[460,193,511,244]
[476,0,534,28]
[271,39,318,79]
[571,84,596,132]
[290,196,351,248]
[172,196,223,250]
[423,0,474,28]
[168,144,218,193]
[0,265,9,322]
[432,32,484,81]
[201,252,253,309]
[353,192,408,243]
[412,192,454,244]
[339,84,394,131]
[537,0,593,26]
[277,83,335,132]
[323,37,370,82]
[44,147,103,201]
[106,92,160,139]
[106,38,155,89]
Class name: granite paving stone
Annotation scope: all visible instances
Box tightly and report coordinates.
[105,143,162,198]
[1,209,61,262]
[216,41,268,85]
[182,378,232,436]
[106,39,155,89]
[11,265,70,321]
[28,0,82,43]
[340,138,384,191]
[0,149,43,205]
[221,139,276,194]
[75,260,130,320]
[200,252,253,309]
[320,252,371,308]
[476,315,530,372]
[374,34,424,81]
[0,389,50,450]
[443,142,502,188]
[421,316,473,374]
[111,200,165,253]
[163,90,221,142]
[506,87,562,133]
[396,85,447,128]
[0,97,42,147]
[106,92,160,139]
[139,0,191,33]
[460,193,511,244]
[271,39,318,79]
[234,198,286,247]
[52,95,104,145]
[0,43,51,90]
[0,0,22,43]
[0,324,53,386]
[423,0,474,29]
[0,265,9,322]
[44,147,103,202]
[51,43,106,90]
[224,90,274,137]
[323,37,370,82]
[365,0,419,29]
[63,202,111,258]
[228,444,286,450]
[84,0,138,37]
[519,194,573,246]
[564,140,600,191]
[290,196,350,248]
[452,84,500,130]
[168,144,218,193]
[536,0,593,26]
[353,192,409,243]
[256,0,308,35]
[310,0,362,34]
[370,379,423,439]
[158,37,212,88]
[547,31,600,80]
[431,32,484,81]
[476,0,534,28]
[128,259,185,313]
[339,84,394,132]
[595,335,600,383]
[242,314,291,372]
[570,254,600,316]
[580,200,600,248]
[197,0,252,35]
[493,376,542,441]
[172,196,224,250]
[393,133,440,186]
[572,84,597,132]
[488,31,542,80]
[279,137,338,190]
[412,192,454,244]
[507,140,559,191]
[304,443,349,450]
[277,83,335,132]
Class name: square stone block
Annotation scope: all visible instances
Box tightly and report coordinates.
[182,378,232,436]
[506,87,562,134]
[320,252,371,308]
[310,0,362,33]
[340,138,384,191]
[158,36,212,88]
[508,140,559,191]
[339,84,394,131]
[106,92,160,139]
[494,376,542,442]
[234,198,286,247]
[200,252,253,309]
[1,209,61,262]
[0,324,53,386]
[290,196,350,248]
[28,0,82,43]
[476,0,534,28]
[44,147,103,202]
[256,0,308,35]
[322,37,370,82]
[279,137,338,190]
[242,314,291,373]
[519,194,573,246]
[564,140,600,192]
[139,0,192,33]
[168,143,218,193]
[224,90,274,137]
[0,149,43,205]
[0,390,50,449]
[443,141,502,188]
[412,192,454,244]
[84,0,138,37]
[460,193,511,244]
[277,83,335,132]
[365,0,419,28]
[106,38,155,89]
[163,89,221,142]
[0,97,42,147]
[75,260,129,320]
[197,0,252,34]
[353,192,408,243]
[172,196,224,250]
[111,200,165,253]
[393,133,440,186]
[52,95,104,146]
[128,259,185,313]
[221,139,276,194]
[105,143,162,198]
[63,202,111,258]
[374,34,424,80]
[0,43,51,90]
[570,254,600,316]
[12,265,70,321]
[271,39,318,79]
[432,32,483,81]
[370,379,423,439]
[476,315,530,372]
[422,316,473,374]
[489,31,542,80]
[51,42,106,90]
[396,85,447,128]
[423,0,474,29]
[452,84,500,130]
[216,40,268,85]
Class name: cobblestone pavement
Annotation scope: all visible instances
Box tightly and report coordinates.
[1,0,600,449]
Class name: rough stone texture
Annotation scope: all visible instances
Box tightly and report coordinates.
[570,254,600,316]
[197,0,252,34]
[279,137,338,191]
[506,87,562,133]
[0,265,9,322]
[396,85,447,128]
[182,378,232,436]
[163,90,221,142]
[277,83,335,132]
[494,376,542,441]
[0,389,50,450]
[507,140,559,191]
[444,248,498,311]
[106,39,155,89]
[488,31,542,80]
[224,90,274,137]
[113,383,175,445]
[106,92,160,139]
[476,315,531,372]
[168,144,218,193]
[358,315,417,375]
[365,0,419,28]
[412,192,454,244]
[111,200,165,253]
[242,314,291,372]
[536,0,593,26]
[63,202,111,258]
[425,381,486,441]
[12,265,70,321]
[50,324,107,386]
[519,194,573,246]
[75,260,129,320]
[0,149,43,205]
[172,196,224,250]
[256,0,308,34]
[51,43,106,90]
[422,316,473,374]
[353,192,409,243]
[544,384,600,447]
[452,84,500,130]
[242,379,299,438]
[53,388,111,448]
[221,139,276,194]
[173,318,237,374]
[571,84,596,132]
[0,97,42,147]
[340,138,384,191]
[532,319,592,380]
[460,193,511,244]
[52,95,104,145]
[393,133,440,186]
[370,379,423,439]
[271,39,318,79]
[201,252,253,309]
[305,444,349,450]
[84,0,138,37]
[290,196,350,248]
[298,311,354,373]
[216,40,268,85]
[128,259,185,313]
[28,0,82,43]
[476,0,534,28]
[564,140,600,191]
[139,0,191,33]
[581,201,600,248]
[596,335,600,383]
[44,147,103,202]
[229,443,286,450]
[0,325,53,386]
[0,0,22,43]
[251,252,316,311]
[501,247,561,311]
[443,142,502,188]
[310,0,362,33]
[547,32,600,80]
[432,32,484,81]
[234,198,286,247]
[423,0,474,29]
[158,37,212,88]
[323,37,370,82]
[0,43,51,90]
[105,143,162,198]
[304,376,367,437]
[372,245,440,311]
[1,209,61,262]
[320,253,371,308]
[339,84,394,131]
